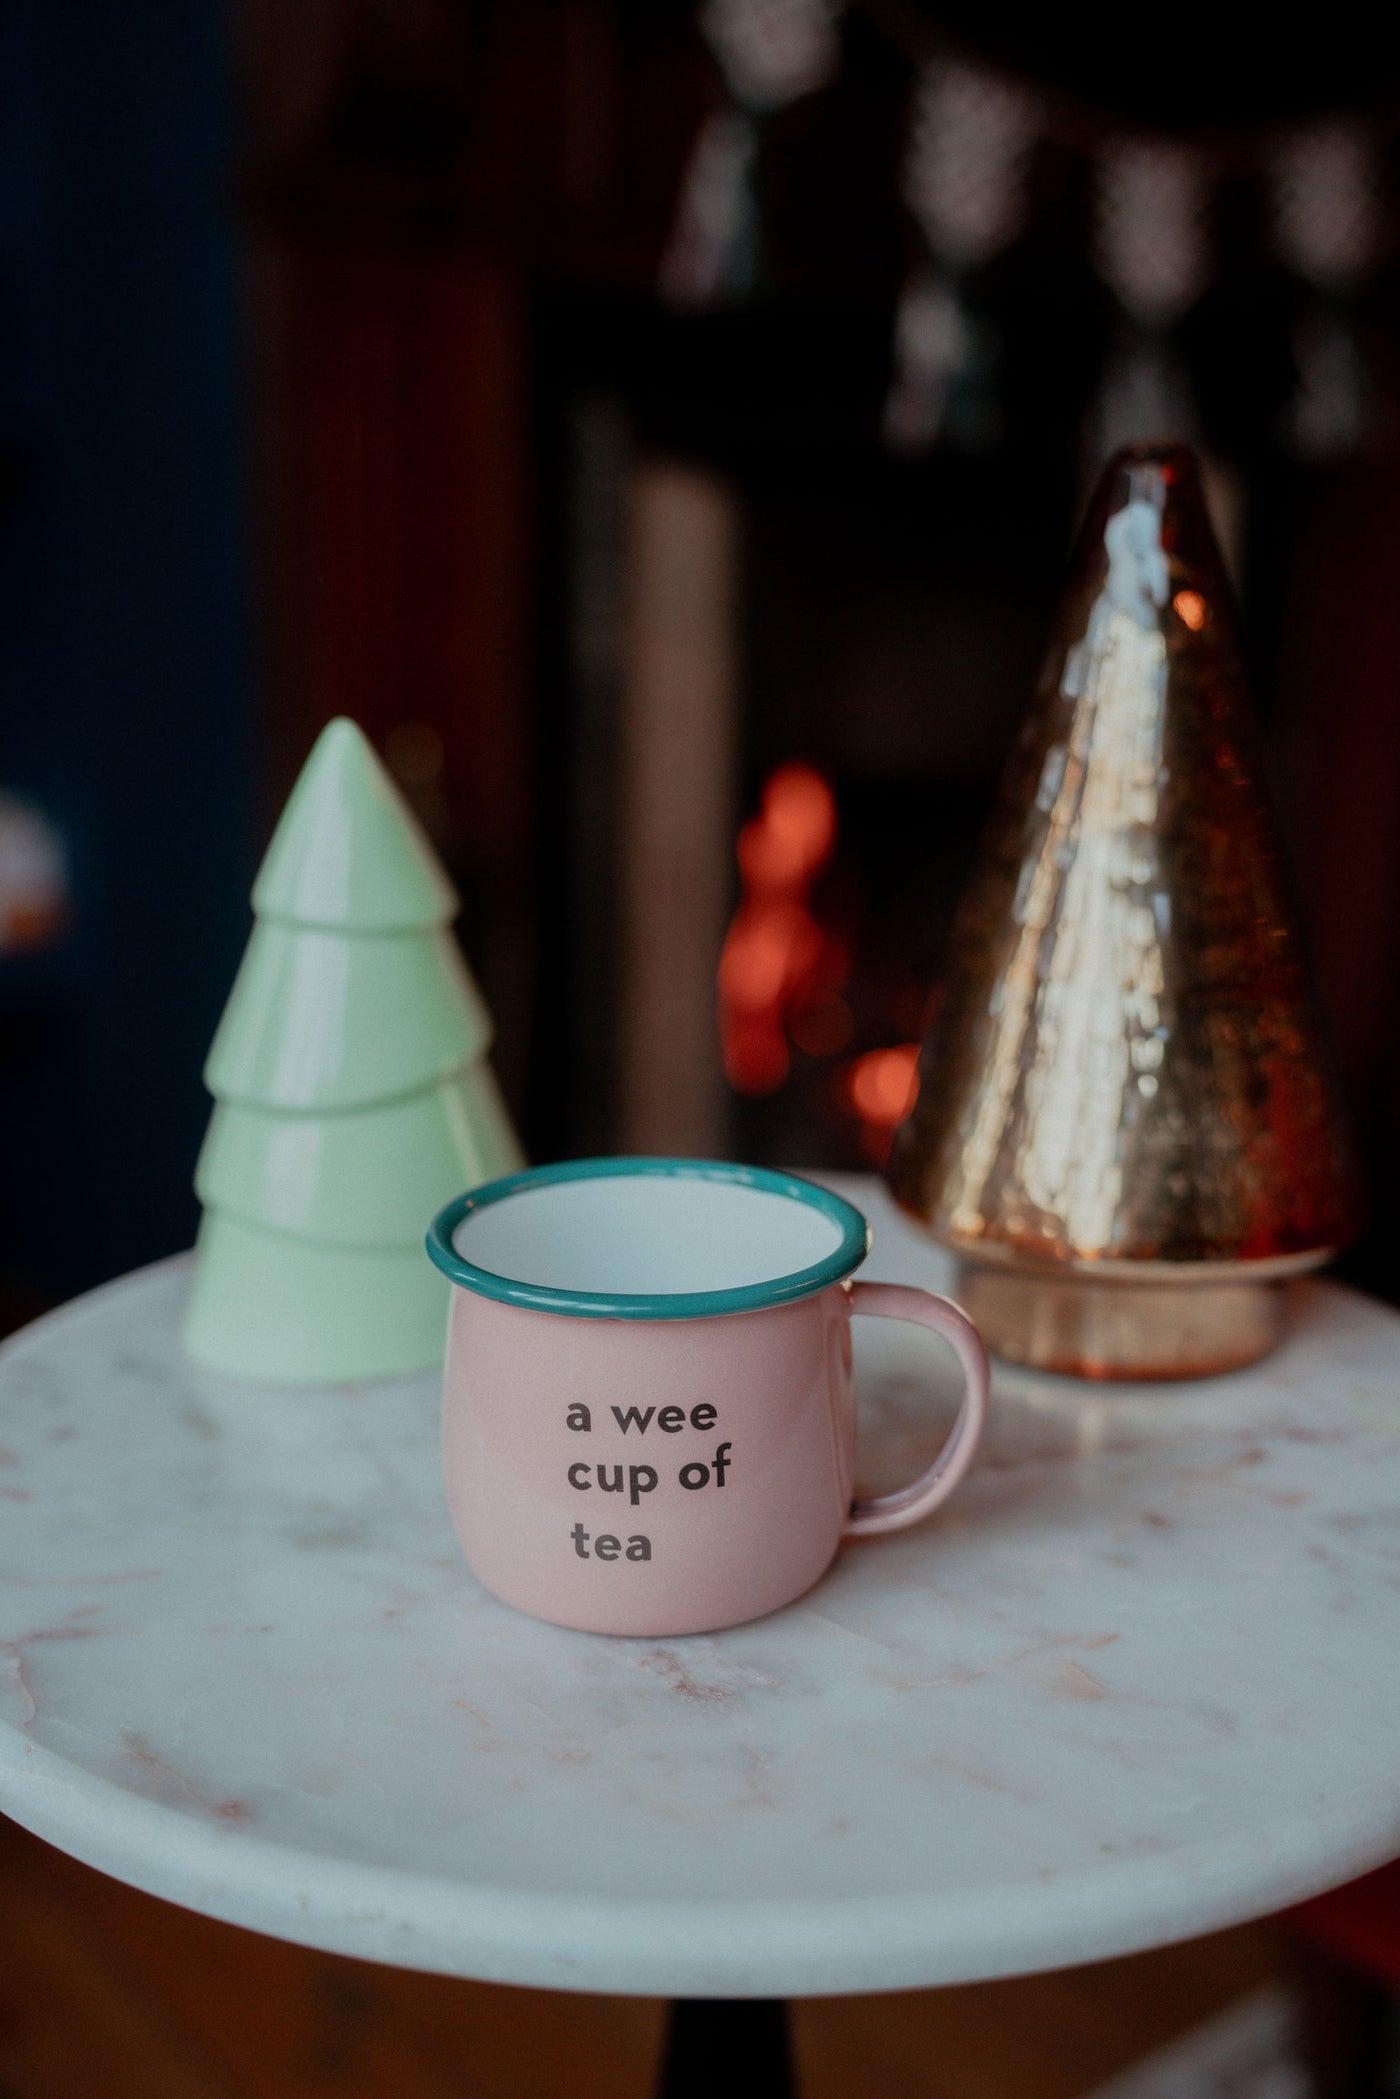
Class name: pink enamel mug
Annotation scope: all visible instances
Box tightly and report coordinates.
[426,1159,989,1637]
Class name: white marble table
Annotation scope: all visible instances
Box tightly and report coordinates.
[3,1177,1400,2001]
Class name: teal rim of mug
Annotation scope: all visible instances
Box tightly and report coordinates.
[425,1157,871,1321]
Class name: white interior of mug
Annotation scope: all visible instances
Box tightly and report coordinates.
[452,1173,845,1296]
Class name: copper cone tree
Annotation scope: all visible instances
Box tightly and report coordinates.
[887,443,1357,1378]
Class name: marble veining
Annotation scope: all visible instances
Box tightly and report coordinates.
[2,1178,1399,1997]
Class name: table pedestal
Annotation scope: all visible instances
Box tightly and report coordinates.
[658,2000,794,2099]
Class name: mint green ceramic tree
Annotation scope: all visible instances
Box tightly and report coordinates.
[185,718,524,1381]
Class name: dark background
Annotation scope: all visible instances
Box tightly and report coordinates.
[4,0,1400,1309]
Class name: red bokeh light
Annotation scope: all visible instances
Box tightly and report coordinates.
[719,763,840,1097]
[761,764,836,874]
[848,1045,920,1124]
[844,1044,921,1161]
[718,900,823,1013]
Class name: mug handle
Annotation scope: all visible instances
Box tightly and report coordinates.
[842,1282,990,1538]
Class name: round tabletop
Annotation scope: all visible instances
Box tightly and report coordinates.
[2,1178,1399,2000]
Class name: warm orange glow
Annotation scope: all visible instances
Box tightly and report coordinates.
[1173,589,1207,631]
[848,1045,921,1127]
[718,762,843,1097]
[760,764,836,880]
[723,1018,790,1094]
[718,902,821,1013]
[736,815,810,890]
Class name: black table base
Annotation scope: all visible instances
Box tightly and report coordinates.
[658,1999,796,2099]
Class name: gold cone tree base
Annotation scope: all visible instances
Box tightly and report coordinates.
[952,1257,1308,1381]
[887,442,1358,1378]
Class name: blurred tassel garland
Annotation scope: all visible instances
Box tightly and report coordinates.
[659,0,845,309]
[1271,119,1384,461]
[657,6,1395,470]
[1085,139,1212,473]
[883,59,1037,453]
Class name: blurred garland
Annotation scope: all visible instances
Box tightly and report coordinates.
[659,0,1394,465]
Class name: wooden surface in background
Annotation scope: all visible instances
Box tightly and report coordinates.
[1,1813,1284,2098]
[241,239,537,1116]
[246,244,532,854]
